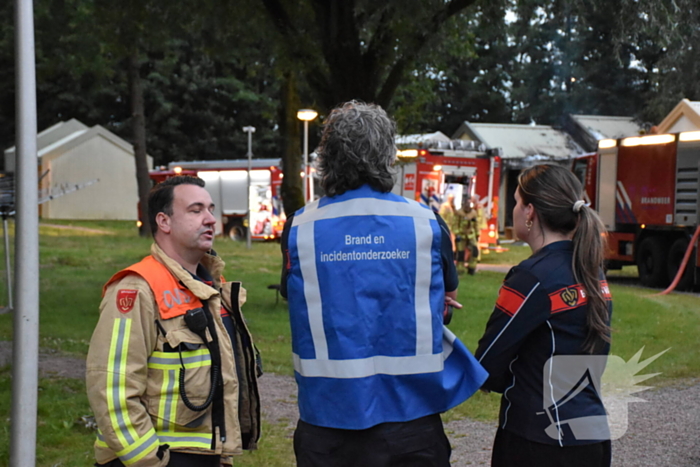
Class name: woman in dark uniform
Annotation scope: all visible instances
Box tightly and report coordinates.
[475,164,613,467]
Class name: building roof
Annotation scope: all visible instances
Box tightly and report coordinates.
[4,119,149,173]
[570,115,641,140]
[562,114,642,152]
[656,99,700,134]
[395,131,450,148]
[452,122,582,161]
[4,118,89,157]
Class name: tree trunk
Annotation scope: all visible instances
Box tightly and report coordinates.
[279,70,304,216]
[128,51,152,237]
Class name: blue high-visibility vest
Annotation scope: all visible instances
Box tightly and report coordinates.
[287,185,488,429]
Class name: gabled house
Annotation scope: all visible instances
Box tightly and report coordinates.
[655,99,700,134]
[4,119,153,220]
[452,122,584,230]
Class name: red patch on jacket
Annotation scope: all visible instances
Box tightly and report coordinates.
[495,286,525,317]
[116,289,138,313]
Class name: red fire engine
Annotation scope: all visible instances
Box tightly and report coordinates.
[150,158,285,241]
[572,131,700,289]
[393,140,502,247]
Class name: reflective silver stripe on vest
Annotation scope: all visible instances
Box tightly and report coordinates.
[297,220,328,360]
[293,197,434,226]
[117,429,159,464]
[293,195,441,377]
[108,318,137,446]
[414,217,434,355]
[158,369,177,432]
[157,431,212,448]
[293,352,445,378]
[293,327,456,378]
[148,351,211,368]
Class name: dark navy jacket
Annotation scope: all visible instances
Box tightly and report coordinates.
[475,241,613,446]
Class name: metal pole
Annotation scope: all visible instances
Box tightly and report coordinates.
[3,216,13,310]
[242,126,255,250]
[303,120,309,203]
[487,155,495,223]
[11,0,40,465]
[309,156,315,202]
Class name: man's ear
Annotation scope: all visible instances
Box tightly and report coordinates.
[155,212,171,234]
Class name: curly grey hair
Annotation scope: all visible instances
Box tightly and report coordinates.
[317,101,397,197]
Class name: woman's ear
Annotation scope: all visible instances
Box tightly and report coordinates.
[525,203,535,223]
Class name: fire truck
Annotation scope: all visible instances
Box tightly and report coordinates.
[572,131,700,289]
[392,139,502,247]
[150,158,285,241]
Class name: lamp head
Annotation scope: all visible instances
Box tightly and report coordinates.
[297,109,318,121]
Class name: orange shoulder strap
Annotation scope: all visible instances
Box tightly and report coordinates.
[103,255,203,320]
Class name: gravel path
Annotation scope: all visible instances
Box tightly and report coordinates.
[2,343,697,466]
[257,372,700,467]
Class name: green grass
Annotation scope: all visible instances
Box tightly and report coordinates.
[0,368,96,466]
[0,221,698,465]
[479,241,531,265]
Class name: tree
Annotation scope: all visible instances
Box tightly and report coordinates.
[261,0,483,109]
[91,0,174,235]
[401,0,515,134]
[142,39,280,166]
[255,0,483,214]
[0,0,16,160]
[633,0,700,124]
[0,0,126,163]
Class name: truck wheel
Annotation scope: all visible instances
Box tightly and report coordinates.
[637,237,670,288]
[227,223,246,242]
[667,238,695,291]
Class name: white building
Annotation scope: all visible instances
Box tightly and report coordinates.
[4,119,153,220]
[656,99,700,133]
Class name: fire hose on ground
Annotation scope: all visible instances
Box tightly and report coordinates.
[655,225,700,295]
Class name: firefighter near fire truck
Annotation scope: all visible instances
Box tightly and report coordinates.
[456,195,480,275]
[438,193,458,254]
[393,139,502,253]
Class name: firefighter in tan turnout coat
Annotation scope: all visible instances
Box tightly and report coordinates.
[86,176,260,467]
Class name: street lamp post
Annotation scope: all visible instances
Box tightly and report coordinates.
[297,109,318,203]
[242,126,256,249]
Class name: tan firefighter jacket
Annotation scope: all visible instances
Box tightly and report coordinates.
[86,243,260,466]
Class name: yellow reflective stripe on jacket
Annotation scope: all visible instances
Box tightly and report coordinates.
[157,369,178,432]
[106,318,139,447]
[95,429,109,448]
[156,430,212,449]
[116,427,159,465]
[147,349,211,370]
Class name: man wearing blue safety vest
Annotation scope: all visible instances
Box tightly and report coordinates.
[280,101,488,467]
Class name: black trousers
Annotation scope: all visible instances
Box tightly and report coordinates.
[491,428,611,467]
[97,450,220,467]
[294,414,451,467]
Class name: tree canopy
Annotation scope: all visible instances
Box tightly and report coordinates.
[3,0,699,214]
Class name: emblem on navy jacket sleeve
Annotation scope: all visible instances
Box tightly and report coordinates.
[560,287,579,308]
